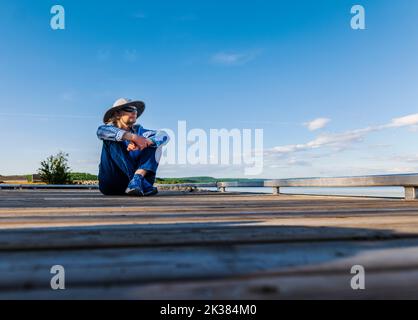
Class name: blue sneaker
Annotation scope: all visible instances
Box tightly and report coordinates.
[125,174,145,196]
[142,178,159,196]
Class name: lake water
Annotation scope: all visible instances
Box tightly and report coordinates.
[203,186,405,198]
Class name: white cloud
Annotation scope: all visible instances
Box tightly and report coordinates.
[0,113,97,120]
[61,91,76,101]
[287,159,312,166]
[269,127,373,155]
[211,51,259,66]
[392,154,418,163]
[123,49,139,62]
[304,118,331,131]
[384,166,418,174]
[388,114,418,128]
[268,113,418,157]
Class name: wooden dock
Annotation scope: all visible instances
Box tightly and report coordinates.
[1,189,418,299]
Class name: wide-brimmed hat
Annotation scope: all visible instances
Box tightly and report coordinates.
[103,98,145,124]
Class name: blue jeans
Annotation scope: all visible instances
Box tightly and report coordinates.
[98,140,160,195]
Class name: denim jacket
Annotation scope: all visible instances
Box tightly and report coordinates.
[97,124,170,148]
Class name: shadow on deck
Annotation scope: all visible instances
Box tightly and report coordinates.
[1,189,418,299]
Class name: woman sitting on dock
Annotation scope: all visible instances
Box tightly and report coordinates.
[96,98,170,197]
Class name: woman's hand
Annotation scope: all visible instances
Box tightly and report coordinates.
[127,142,139,151]
[128,135,154,151]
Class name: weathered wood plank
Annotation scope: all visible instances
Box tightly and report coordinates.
[2,190,414,210]
[117,269,418,300]
[0,239,418,294]
[2,268,418,300]
[1,211,418,229]
[1,216,418,250]
[2,203,418,217]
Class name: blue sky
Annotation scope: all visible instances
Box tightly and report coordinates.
[0,0,418,178]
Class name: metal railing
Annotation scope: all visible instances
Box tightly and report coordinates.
[218,174,418,200]
[1,174,417,200]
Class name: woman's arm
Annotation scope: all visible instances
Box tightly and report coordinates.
[96,124,128,142]
[138,126,170,148]
[97,124,153,150]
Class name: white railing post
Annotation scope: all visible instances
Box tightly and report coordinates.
[405,187,418,200]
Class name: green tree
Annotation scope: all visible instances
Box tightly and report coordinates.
[69,172,98,181]
[38,152,72,185]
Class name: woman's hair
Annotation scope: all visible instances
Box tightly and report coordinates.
[106,111,121,126]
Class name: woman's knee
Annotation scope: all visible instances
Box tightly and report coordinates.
[99,187,125,196]
[99,179,127,196]
[141,146,157,157]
